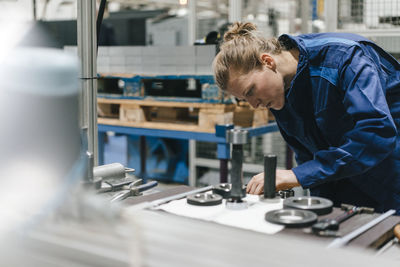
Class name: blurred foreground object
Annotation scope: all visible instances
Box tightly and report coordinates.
[0,45,84,233]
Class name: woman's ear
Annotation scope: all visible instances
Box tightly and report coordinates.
[260,53,276,71]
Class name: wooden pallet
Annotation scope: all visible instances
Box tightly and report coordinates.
[233,102,270,127]
[98,98,268,133]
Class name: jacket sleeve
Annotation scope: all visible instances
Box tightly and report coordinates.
[292,46,398,188]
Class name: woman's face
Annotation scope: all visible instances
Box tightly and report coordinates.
[226,54,286,110]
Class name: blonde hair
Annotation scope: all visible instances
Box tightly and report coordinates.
[212,22,283,91]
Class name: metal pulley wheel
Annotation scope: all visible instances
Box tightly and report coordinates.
[187,193,223,206]
[265,209,318,228]
[212,183,246,199]
[283,196,333,215]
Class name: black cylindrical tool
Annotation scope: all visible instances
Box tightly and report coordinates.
[264,154,277,199]
[225,129,248,210]
[230,144,245,199]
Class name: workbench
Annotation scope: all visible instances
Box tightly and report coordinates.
[123,185,400,258]
[98,122,279,186]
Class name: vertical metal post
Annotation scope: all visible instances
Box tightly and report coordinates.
[188,0,197,45]
[325,0,338,32]
[220,159,228,183]
[140,136,147,182]
[77,0,98,165]
[300,0,310,33]
[264,154,277,199]
[32,0,37,21]
[229,0,242,23]
[230,144,244,198]
[285,145,294,169]
[189,140,197,186]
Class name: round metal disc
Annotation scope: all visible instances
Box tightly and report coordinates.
[283,196,333,215]
[265,209,318,228]
[187,193,223,206]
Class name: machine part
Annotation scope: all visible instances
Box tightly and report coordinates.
[148,186,214,208]
[78,0,98,164]
[81,151,102,189]
[226,198,248,210]
[312,204,374,236]
[212,183,231,198]
[229,143,245,199]
[226,143,246,209]
[265,209,318,228]
[226,129,248,210]
[264,154,277,199]
[226,128,248,145]
[376,224,400,255]
[98,178,141,193]
[93,163,135,180]
[87,151,94,181]
[327,209,396,248]
[110,181,158,203]
[283,196,333,215]
[212,183,246,199]
[278,190,295,199]
[187,193,223,206]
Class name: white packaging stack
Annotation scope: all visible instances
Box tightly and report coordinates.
[195,45,215,75]
[64,45,216,75]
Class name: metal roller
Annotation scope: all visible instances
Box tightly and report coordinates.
[283,196,333,215]
[225,129,248,210]
[94,163,135,180]
[264,154,277,199]
[265,209,318,228]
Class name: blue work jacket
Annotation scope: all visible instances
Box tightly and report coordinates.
[272,33,400,214]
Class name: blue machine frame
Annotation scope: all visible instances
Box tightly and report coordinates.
[98,123,278,183]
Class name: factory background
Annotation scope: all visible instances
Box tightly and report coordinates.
[4,0,399,187]
[1,0,400,266]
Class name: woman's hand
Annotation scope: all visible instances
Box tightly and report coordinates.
[246,169,300,195]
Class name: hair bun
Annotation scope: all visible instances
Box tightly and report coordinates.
[224,22,257,42]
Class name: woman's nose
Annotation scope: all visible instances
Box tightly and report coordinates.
[248,97,260,108]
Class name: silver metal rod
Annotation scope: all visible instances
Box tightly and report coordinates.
[77,0,98,165]
[150,186,213,208]
[327,209,396,249]
[229,0,242,23]
[300,0,310,33]
[188,140,197,187]
[188,0,197,45]
[324,0,338,32]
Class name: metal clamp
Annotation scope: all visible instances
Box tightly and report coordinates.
[212,183,246,199]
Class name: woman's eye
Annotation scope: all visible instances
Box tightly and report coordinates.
[246,87,254,97]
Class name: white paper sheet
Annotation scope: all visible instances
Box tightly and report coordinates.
[156,194,284,234]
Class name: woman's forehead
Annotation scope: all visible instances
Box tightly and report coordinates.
[227,72,252,96]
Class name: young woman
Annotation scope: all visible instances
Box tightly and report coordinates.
[213,22,400,214]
